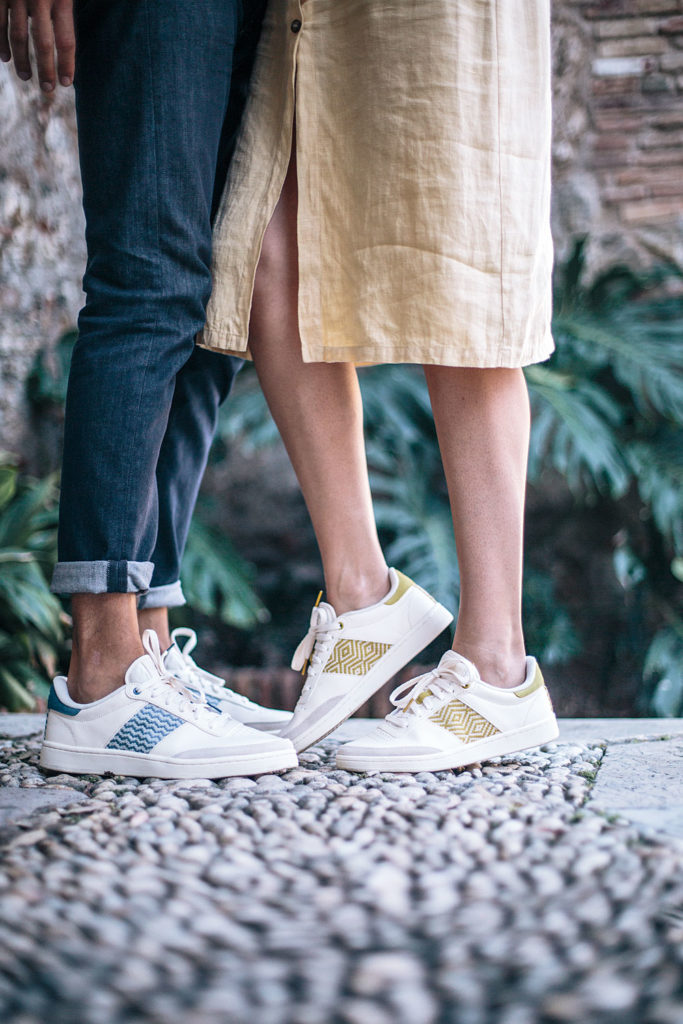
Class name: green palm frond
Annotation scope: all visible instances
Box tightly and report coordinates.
[553,310,683,424]
[526,365,630,497]
[372,476,459,613]
[216,365,279,450]
[627,429,683,555]
[181,516,269,629]
[0,459,66,711]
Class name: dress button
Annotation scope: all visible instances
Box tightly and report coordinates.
[291,19,302,33]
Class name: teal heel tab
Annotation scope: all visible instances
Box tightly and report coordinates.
[48,685,81,717]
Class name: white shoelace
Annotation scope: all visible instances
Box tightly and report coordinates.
[170,627,252,707]
[387,655,477,729]
[290,602,342,704]
[138,630,220,728]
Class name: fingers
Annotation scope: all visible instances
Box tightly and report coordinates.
[53,0,74,86]
[9,0,32,80]
[4,1,73,89]
[29,0,56,90]
[0,3,10,64]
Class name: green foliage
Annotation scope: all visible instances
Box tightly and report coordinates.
[645,626,683,718]
[538,239,683,714]
[522,569,581,668]
[181,513,269,629]
[361,366,459,611]
[531,243,683,539]
[0,457,67,711]
[26,329,77,411]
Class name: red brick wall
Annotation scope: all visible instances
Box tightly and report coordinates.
[568,1,683,230]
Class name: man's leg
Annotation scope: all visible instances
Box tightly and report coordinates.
[136,5,267,653]
[52,0,246,702]
[136,348,242,652]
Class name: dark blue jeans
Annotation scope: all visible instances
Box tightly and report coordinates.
[51,0,266,606]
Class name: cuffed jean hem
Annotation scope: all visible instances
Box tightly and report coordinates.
[50,560,155,595]
[137,581,186,610]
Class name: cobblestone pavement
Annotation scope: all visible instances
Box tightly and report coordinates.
[0,719,682,1024]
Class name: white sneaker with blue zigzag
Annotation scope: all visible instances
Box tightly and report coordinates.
[164,628,292,733]
[336,650,559,773]
[40,630,297,779]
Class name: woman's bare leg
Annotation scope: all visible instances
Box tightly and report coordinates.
[424,365,530,688]
[248,148,389,614]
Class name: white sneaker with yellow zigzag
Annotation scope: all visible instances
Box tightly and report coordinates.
[279,569,453,753]
[335,650,559,773]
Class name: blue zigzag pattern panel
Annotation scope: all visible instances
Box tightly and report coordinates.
[106,704,183,753]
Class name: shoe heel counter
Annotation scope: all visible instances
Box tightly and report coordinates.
[401,584,438,630]
[43,708,68,745]
[44,685,83,745]
[523,681,556,727]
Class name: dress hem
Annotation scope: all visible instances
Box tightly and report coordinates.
[198,325,556,369]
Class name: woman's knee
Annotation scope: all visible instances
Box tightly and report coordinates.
[252,153,298,302]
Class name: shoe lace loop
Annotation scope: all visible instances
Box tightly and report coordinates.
[291,600,342,701]
[170,627,251,707]
[140,629,217,725]
[388,657,475,728]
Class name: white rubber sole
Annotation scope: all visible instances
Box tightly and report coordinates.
[335,717,560,772]
[245,717,293,734]
[282,599,454,754]
[40,741,298,779]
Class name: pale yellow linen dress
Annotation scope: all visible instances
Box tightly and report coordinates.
[200,0,554,368]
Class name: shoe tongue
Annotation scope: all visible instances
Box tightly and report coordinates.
[125,652,164,688]
[163,643,186,675]
[437,650,481,684]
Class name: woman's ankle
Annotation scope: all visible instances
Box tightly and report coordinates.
[325,564,391,615]
[451,635,527,689]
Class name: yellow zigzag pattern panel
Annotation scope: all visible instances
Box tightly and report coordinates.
[324,639,391,675]
[430,700,500,743]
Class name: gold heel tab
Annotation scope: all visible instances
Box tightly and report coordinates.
[384,571,414,606]
[513,664,545,698]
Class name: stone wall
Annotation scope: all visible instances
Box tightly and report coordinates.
[0,73,84,457]
[552,0,683,277]
[1,2,682,453]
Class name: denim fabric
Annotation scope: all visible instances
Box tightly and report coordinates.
[138,581,185,611]
[51,560,155,596]
[52,0,266,596]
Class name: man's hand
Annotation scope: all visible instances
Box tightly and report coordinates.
[0,0,75,92]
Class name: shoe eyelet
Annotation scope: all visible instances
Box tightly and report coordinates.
[132,687,141,696]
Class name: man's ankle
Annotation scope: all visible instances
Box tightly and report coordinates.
[137,606,171,651]
[68,592,145,703]
[67,643,144,704]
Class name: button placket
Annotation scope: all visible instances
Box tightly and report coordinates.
[290,0,304,35]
